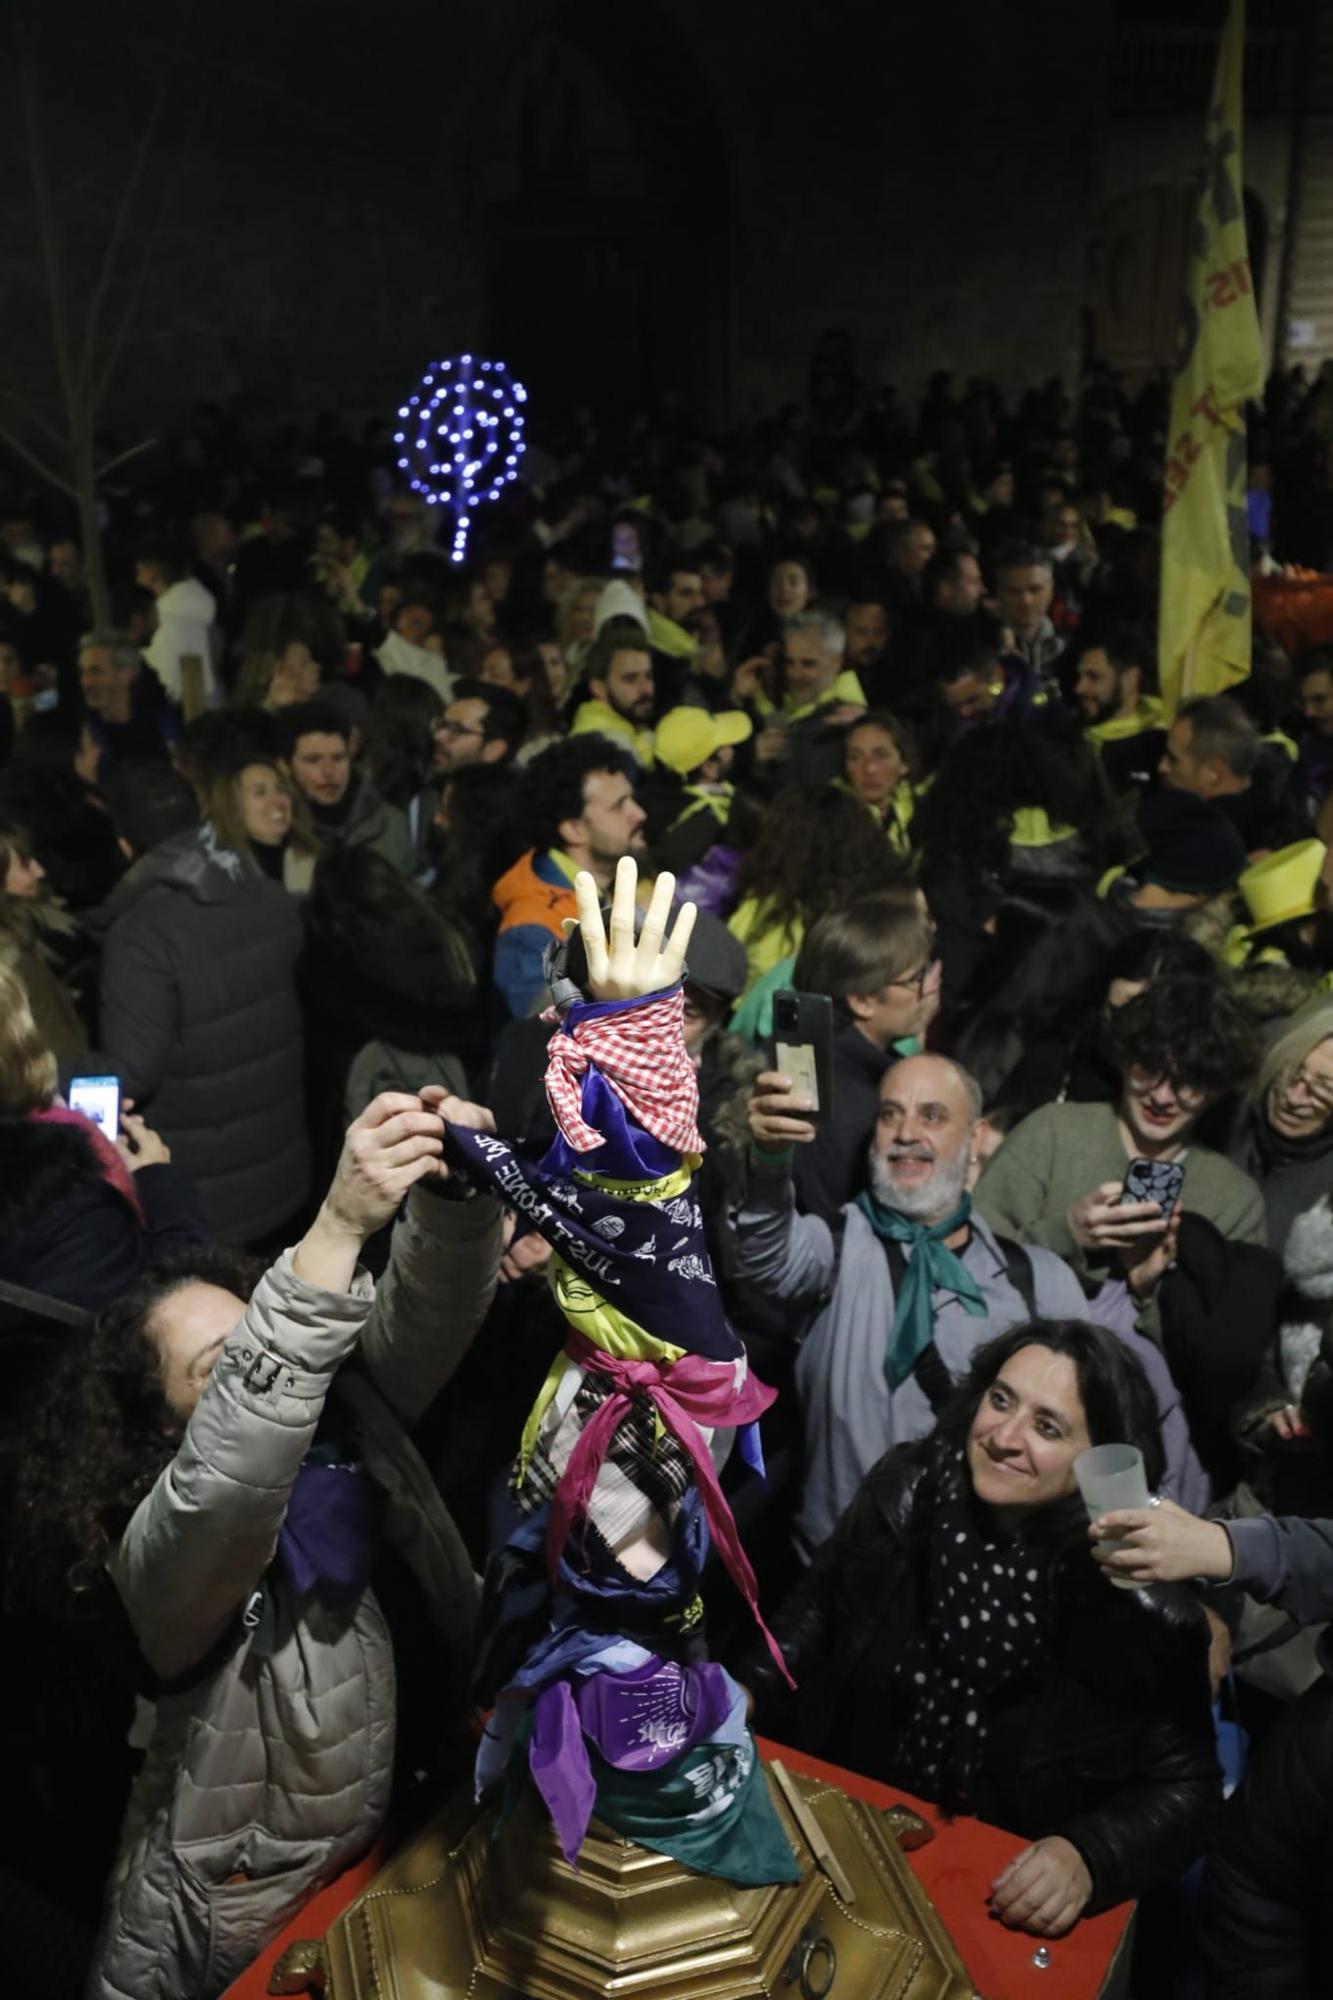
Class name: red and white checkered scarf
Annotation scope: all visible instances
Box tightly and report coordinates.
[543,987,705,1156]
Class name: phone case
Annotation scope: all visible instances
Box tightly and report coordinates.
[1122,1156,1184,1219]
[772,991,835,1122]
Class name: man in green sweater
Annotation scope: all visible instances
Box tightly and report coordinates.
[975,976,1266,1285]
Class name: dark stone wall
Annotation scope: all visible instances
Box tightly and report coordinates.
[1,0,1112,442]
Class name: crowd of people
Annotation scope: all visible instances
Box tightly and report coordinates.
[8,353,1333,1995]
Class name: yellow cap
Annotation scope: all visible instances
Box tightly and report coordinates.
[654,706,753,777]
[1238,839,1328,936]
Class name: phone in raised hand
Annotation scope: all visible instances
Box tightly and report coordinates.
[772,990,835,1124]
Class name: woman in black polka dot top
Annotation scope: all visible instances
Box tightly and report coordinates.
[739,1317,1221,1939]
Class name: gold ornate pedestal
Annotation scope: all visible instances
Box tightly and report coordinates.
[271,1768,976,2000]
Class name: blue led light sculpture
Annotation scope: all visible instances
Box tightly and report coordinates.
[393,354,528,563]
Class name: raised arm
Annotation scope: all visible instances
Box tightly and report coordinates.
[359,1089,505,1426]
[730,1071,838,1306]
[112,1093,447,1680]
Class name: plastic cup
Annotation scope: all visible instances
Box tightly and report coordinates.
[1074,1444,1149,1589]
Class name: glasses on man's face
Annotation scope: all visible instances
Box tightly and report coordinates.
[888,957,939,1000]
[437,720,483,740]
[1284,1062,1333,1111]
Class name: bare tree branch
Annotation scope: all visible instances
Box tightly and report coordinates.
[91,168,178,411]
[19,46,80,428]
[77,75,173,401]
[96,436,157,480]
[0,389,69,454]
[0,419,75,497]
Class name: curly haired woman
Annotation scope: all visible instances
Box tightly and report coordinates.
[10,1090,504,2000]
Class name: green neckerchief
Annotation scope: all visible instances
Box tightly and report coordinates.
[854,1190,985,1390]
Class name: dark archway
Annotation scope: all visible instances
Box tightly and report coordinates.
[477,1,730,423]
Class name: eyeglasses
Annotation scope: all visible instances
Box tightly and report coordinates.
[436,720,484,740]
[888,956,940,999]
[1124,1068,1206,1110]
[1283,1062,1333,1110]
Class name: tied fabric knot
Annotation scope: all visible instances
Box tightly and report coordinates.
[543,987,705,1156]
[547,1329,793,1688]
[855,1191,986,1390]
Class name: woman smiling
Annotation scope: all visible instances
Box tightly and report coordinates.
[1231,993,1333,1255]
[741,1319,1220,1938]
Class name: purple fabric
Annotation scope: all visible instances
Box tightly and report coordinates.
[530,1679,599,1867]
[675,845,743,918]
[574,1655,736,1771]
[528,1656,743,1865]
[275,1460,379,1603]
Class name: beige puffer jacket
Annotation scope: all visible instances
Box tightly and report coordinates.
[90,1184,502,2000]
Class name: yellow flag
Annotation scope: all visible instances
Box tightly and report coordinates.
[1158,0,1263,721]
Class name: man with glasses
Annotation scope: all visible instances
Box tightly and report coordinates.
[432,678,524,776]
[976,976,1267,1292]
[788,890,943,1225]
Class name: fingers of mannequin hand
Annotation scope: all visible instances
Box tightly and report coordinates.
[638,868,675,964]
[607,855,639,964]
[660,897,697,986]
[574,869,609,985]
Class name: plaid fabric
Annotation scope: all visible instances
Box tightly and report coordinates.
[516,1368,693,1543]
[544,987,705,1156]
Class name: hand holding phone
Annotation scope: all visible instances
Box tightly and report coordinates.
[68,1073,121,1142]
[1120,1156,1185,1230]
[771,990,835,1125]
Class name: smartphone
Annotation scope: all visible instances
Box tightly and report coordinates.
[68,1074,121,1141]
[1121,1155,1184,1228]
[772,990,835,1124]
[611,521,642,572]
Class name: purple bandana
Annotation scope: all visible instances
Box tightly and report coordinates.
[530,1656,739,1864]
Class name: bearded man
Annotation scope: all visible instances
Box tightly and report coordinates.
[735,1053,1089,1558]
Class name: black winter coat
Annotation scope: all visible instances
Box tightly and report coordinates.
[1201,1639,1333,1999]
[95,827,309,1243]
[742,1444,1221,1913]
[0,1115,206,1430]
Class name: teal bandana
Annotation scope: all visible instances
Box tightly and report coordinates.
[854,1191,986,1390]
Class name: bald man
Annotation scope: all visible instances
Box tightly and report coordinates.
[737,1054,1088,1557]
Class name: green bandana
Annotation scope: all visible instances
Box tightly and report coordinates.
[854,1191,986,1390]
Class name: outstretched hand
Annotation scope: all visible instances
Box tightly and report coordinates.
[293,1089,495,1293]
[573,855,696,1001]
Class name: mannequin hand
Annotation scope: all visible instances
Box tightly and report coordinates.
[574,856,696,1001]
[989,1836,1092,1936]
